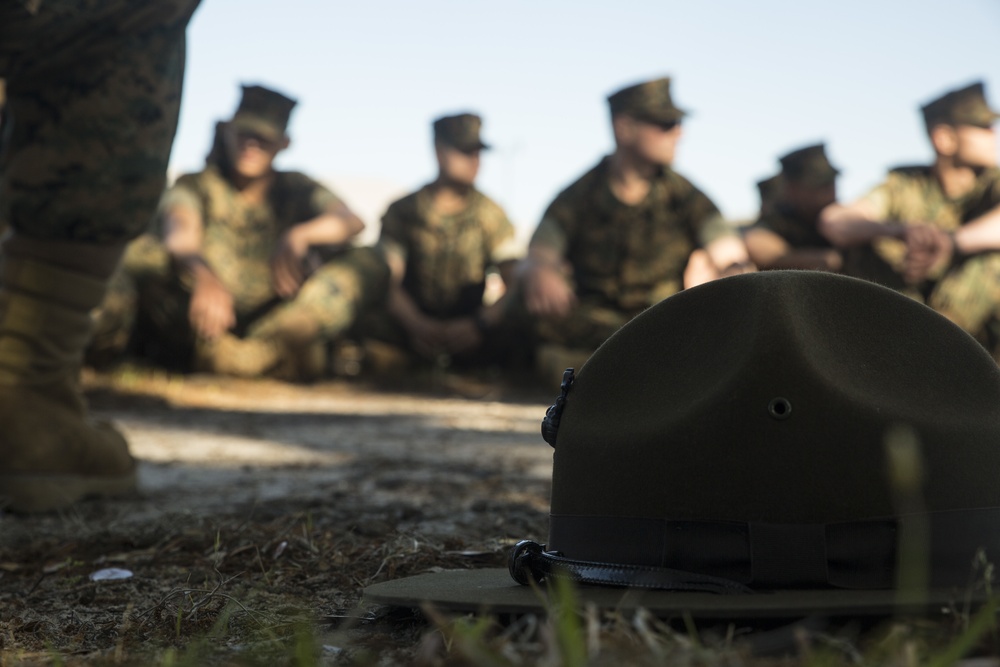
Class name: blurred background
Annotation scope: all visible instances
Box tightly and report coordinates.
[171,0,1000,245]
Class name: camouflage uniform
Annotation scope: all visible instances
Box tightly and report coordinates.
[842,82,1000,354]
[749,204,834,251]
[1,0,197,245]
[0,0,199,511]
[88,83,390,372]
[379,186,518,320]
[521,77,733,352]
[363,112,519,366]
[164,167,346,316]
[104,166,388,370]
[746,144,838,257]
[527,157,730,350]
[6,0,199,368]
[366,184,518,359]
[844,166,1000,346]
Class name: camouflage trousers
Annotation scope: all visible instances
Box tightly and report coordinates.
[89,240,390,371]
[926,253,1000,361]
[502,287,640,353]
[0,0,199,245]
[361,308,522,370]
[492,291,643,385]
[845,249,1000,361]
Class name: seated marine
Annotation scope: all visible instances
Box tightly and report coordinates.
[365,113,520,368]
[819,81,1000,359]
[506,76,753,377]
[743,143,843,272]
[89,84,388,380]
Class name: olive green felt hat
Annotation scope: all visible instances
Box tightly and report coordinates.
[365,271,1000,617]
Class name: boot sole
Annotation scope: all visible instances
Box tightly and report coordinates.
[0,470,137,513]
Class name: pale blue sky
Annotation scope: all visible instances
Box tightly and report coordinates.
[172,0,1000,240]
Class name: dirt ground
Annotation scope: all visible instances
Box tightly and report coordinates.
[1,371,998,666]
[1,371,558,665]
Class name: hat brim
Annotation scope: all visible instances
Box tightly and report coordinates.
[630,108,688,126]
[444,140,490,153]
[228,115,285,142]
[968,110,1000,129]
[364,568,990,619]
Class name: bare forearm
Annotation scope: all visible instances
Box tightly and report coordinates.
[819,203,905,248]
[162,205,205,258]
[954,205,1000,254]
[705,235,751,272]
[293,211,364,247]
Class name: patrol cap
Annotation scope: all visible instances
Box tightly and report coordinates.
[366,271,1000,618]
[921,81,1000,130]
[433,113,490,153]
[779,143,840,186]
[756,173,783,213]
[607,76,687,125]
[229,84,297,142]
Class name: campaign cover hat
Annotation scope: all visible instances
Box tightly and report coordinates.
[366,272,1000,617]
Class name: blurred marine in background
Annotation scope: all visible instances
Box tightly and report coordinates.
[506,76,754,380]
[89,84,389,380]
[743,143,843,272]
[365,113,520,370]
[820,81,1000,359]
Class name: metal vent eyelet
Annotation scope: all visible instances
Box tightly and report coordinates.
[768,397,792,420]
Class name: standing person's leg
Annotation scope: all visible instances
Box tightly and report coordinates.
[0,0,200,512]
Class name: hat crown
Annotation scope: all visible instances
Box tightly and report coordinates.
[607,76,687,123]
[433,112,486,151]
[232,84,297,138]
[551,271,1000,526]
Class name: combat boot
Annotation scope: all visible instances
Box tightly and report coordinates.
[0,250,136,512]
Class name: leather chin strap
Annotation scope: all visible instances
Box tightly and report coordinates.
[510,507,1000,594]
[508,540,753,595]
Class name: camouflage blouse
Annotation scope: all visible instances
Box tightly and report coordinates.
[378,185,519,319]
[159,166,342,315]
[846,165,1000,285]
[749,204,832,249]
[531,157,730,312]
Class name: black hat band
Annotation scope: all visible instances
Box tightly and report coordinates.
[511,507,1000,592]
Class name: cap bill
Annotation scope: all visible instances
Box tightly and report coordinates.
[229,115,284,142]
